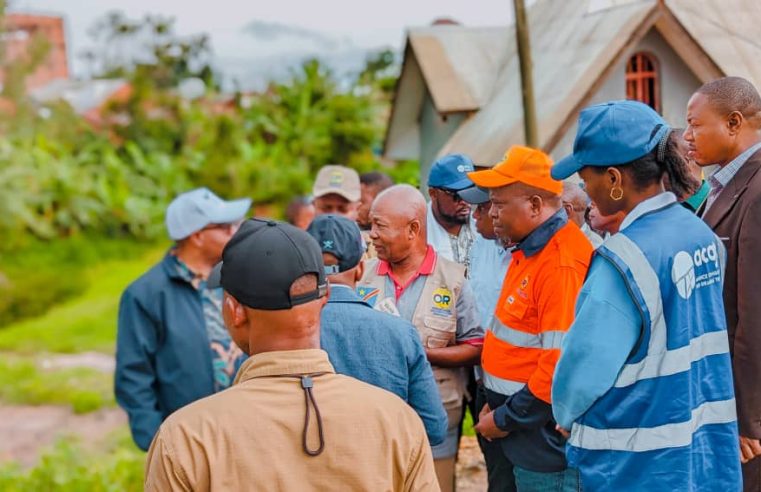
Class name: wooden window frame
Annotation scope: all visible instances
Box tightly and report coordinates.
[626,52,661,113]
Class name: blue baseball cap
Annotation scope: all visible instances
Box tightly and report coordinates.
[551,100,670,180]
[427,154,476,191]
[165,187,251,240]
[306,214,365,274]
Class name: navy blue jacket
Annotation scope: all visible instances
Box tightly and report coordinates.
[115,253,218,451]
[320,284,448,446]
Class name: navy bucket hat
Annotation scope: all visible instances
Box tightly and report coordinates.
[551,100,670,180]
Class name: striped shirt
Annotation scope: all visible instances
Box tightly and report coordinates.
[705,141,761,212]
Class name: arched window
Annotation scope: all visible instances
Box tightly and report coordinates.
[626,52,660,112]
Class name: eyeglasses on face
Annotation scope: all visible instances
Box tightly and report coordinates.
[436,188,465,202]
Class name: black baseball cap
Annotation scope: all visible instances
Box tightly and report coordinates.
[306,214,364,275]
[459,185,490,205]
[209,218,327,310]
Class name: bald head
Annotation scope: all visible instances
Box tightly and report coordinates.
[369,184,428,263]
[372,184,427,226]
[561,182,589,227]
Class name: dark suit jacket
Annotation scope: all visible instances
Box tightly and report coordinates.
[703,147,761,439]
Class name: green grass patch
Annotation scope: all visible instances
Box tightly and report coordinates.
[0,355,114,413]
[0,236,158,327]
[0,427,144,491]
[0,244,164,354]
[462,406,476,437]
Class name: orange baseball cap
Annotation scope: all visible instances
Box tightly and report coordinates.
[467,145,562,195]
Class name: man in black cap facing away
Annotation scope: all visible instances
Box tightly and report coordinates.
[307,214,447,447]
[144,218,439,491]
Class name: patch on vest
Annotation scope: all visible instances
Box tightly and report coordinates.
[356,286,380,307]
[671,241,722,300]
[431,288,454,316]
[520,276,530,289]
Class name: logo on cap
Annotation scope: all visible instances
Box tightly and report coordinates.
[329,171,344,186]
[322,240,334,250]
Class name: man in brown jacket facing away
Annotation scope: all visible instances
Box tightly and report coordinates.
[144,218,439,492]
[685,76,761,490]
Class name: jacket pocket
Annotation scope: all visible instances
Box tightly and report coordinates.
[423,315,456,348]
[435,368,465,407]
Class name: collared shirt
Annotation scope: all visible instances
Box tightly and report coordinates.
[376,247,484,346]
[515,208,569,257]
[145,349,439,491]
[378,245,437,301]
[705,141,761,213]
[169,252,246,391]
[468,236,512,329]
[320,284,448,445]
[580,223,604,249]
[683,180,711,214]
[448,225,475,271]
[426,202,477,270]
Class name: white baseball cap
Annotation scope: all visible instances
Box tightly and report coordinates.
[165,187,251,240]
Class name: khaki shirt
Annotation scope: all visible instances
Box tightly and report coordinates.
[144,349,439,492]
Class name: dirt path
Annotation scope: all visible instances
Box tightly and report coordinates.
[0,404,127,467]
[457,436,488,491]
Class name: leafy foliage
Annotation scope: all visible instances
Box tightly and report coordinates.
[0,431,144,491]
[0,355,114,413]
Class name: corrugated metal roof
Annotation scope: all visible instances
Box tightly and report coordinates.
[438,0,658,164]
[667,0,761,89]
[407,26,513,113]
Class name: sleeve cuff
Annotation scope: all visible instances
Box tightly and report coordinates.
[459,337,484,347]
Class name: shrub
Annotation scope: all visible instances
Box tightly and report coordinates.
[0,432,144,491]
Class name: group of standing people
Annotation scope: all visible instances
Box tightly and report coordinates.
[115,75,761,491]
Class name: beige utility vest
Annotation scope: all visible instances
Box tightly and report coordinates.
[358,256,466,409]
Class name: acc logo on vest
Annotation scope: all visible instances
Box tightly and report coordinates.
[671,242,721,300]
[432,288,453,316]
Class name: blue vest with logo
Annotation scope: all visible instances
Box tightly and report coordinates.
[566,202,741,491]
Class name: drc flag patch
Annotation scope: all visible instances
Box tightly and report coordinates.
[356,287,380,307]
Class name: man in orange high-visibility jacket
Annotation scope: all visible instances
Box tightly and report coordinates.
[470,146,592,492]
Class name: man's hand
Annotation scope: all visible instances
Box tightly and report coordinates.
[474,403,509,441]
[555,424,570,439]
[740,436,761,463]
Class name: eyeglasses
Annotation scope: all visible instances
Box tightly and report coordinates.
[436,188,465,202]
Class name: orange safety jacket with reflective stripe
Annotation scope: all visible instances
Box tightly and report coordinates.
[482,220,592,403]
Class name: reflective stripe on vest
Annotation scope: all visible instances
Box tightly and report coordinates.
[491,317,565,350]
[600,233,667,361]
[614,329,730,388]
[569,398,736,452]
[482,371,525,396]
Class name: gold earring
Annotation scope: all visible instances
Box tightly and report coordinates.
[610,186,624,201]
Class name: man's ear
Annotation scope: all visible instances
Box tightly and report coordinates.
[727,110,743,135]
[408,218,421,239]
[428,188,436,202]
[354,260,365,282]
[187,229,205,248]
[224,294,248,330]
[529,194,544,216]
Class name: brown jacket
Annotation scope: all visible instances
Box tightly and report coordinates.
[703,148,761,439]
[144,349,439,491]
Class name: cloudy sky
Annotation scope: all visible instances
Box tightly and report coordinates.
[10,0,517,89]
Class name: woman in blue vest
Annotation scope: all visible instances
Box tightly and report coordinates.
[550,100,742,491]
